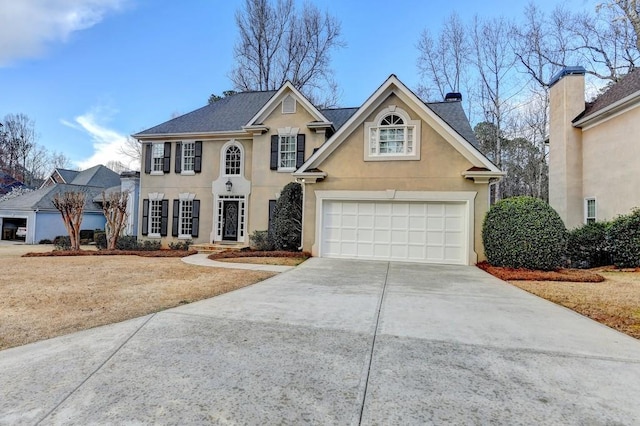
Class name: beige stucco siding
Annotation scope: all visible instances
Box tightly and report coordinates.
[581,106,640,222]
[248,99,327,233]
[301,96,490,261]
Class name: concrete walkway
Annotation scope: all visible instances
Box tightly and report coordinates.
[2,258,640,425]
[181,252,294,272]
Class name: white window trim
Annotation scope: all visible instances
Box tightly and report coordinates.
[364,105,421,161]
[277,127,299,172]
[584,197,597,224]
[181,141,196,175]
[178,192,196,239]
[147,192,164,238]
[151,143,165,175]
[221,140,244,177]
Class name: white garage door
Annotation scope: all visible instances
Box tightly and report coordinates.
[321,200,467,264]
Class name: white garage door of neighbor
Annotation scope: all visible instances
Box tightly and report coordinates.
[321,200,467,264]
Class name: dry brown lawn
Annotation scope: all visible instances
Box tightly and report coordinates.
[509,271,640,339]
[0,243,275,351]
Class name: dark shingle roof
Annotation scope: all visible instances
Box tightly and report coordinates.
[427,101,479,147]
[134,91,278,136]
[0,165,120,212]
[576,67,640,121]
[321,108,359,131]
[0,184,105,212]
[56,168,79,183]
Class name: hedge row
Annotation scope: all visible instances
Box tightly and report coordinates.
[483,197,640,270]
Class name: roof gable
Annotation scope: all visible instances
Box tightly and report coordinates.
[246,81,330,127]
[296,75,499,174]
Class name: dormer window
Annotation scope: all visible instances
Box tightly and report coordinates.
[364,106,421,161]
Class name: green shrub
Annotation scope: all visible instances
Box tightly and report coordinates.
[117,236,139,250]
[94,231,107,249]
[482,196,567,270]
[169,240,192,251]
[38,239,52,244]
[250,230,275,251]
[567,222,611,268]
[607,208,640,268]
[272,182,303,251]
[79,229,95,242]
[53,235,71,251]
[139,240,161,251]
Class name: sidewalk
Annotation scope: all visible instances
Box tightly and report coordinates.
[181,252,294,273]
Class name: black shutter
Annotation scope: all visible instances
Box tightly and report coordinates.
[160,199,169,236]
[270,135,278,170]
[144,144,151,174]
[175,143,182,174]
[172,200,179,236]
[192,200,200,237]
[194,141,202,173]
[163,142,171,173]
[268,199,277,234]
[141,199,149,235]
[296,134,306,168]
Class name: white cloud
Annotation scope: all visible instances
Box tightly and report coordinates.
[0,0,129,66]
[62,107,139,171]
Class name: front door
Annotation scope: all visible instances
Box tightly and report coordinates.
[222,201,239,241]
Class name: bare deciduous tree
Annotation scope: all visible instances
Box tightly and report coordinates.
[1,113,36,183]
[52,191,86,251]
[101,190,129,250]
[119,136,142,170]
[231,0,344,107]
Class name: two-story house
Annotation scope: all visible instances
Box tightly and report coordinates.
[134,75,503,265]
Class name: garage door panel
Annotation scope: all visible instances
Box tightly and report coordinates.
[321,200,468,265]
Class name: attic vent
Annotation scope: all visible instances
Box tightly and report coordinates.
[445,92,462,102]
[282,95,296,114]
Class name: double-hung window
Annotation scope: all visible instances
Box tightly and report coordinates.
[182,142,195,172]
[585,198,597,224]
[279,135,297,170]
[152,144,164,172]
[179,199,193,236]
[365,106,420,161]
[149,199,163,235]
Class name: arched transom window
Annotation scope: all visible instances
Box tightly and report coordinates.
[365,106,420,161]
[225,145,242,175]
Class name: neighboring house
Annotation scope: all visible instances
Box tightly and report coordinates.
[549,66,640,230]
[94,171,141,237]
[134,75,503,265]
[0,165,123,243]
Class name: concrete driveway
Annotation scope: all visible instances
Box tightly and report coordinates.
[2,258,640,425]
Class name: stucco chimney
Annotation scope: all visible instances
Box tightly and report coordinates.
[549,66,586,229]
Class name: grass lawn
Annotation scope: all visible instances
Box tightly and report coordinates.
[0,243,275,351]
[509,271,640,339]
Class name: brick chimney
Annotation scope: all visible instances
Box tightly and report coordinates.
[549,66,586,229]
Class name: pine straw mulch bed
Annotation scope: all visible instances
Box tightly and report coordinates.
[476,261,605,282]
[478,262,640,339]
[208,250,311,266]
[23,249,197,258]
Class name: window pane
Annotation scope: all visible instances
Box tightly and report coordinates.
[182,142,195,171]
[279,135,296,168]
[150,200,162,234]
[587,199,596,219]
[180,200,193,235]
[152,144,164,171]
[225,145,242,175]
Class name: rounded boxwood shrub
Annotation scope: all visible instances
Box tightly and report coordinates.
[607,208,640,268]
[567,222,611,268]
[482,196,567,270]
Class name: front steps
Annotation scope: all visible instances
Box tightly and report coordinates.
[190,242,249,254]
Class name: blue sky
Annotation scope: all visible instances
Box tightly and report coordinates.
[0,0,595,170]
